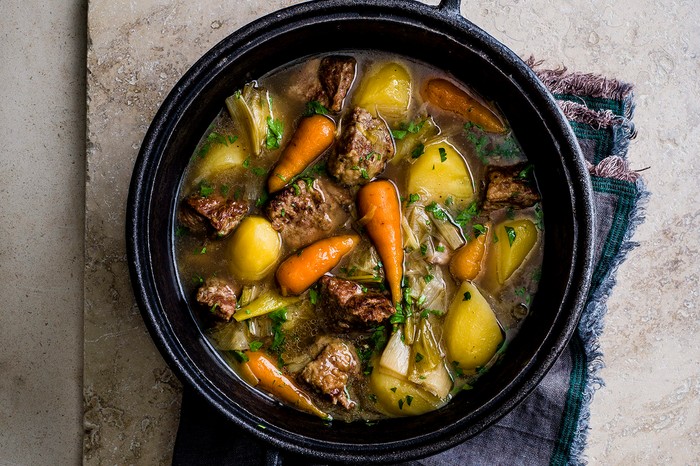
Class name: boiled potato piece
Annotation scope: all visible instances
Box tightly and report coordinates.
[191,140,247,183]
[407,140,474,205]
[444,282,503,371]
[228,216,281,282]
[483,219,538,287]
[370,367,445,417]
[354,62,411,120]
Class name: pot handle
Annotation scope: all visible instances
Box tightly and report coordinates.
[437,0,461,16]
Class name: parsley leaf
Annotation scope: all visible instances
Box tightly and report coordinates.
[408,193,421,205]
[265,117,284,149]
[504,226,517,247]
[411,143,425,159]
[425,202,448,221]
[463,291,472,301]
[198,180,215,197]
[439,147,447,162]
[454,201,479,226]
[304,100,329,116]
[248,341,263,352]
[392,129,408,140]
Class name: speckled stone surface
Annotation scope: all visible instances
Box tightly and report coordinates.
[81,1,699,464]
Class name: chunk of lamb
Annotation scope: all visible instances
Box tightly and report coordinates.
[195,277,238,321]
[179,192,248,237]
[314,56,357,112]
[482,164,541,212]
[328,107,395,186]
[265,177,352,251]
[319,275,395,329]
[300,337,359,409]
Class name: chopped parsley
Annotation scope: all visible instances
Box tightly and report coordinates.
[391,129,408,140]
[219,184,231,196]
[423,274,434,284]
[304,100,329,116]
[454,201,479,226]
[411,143,425,159]
[360,168,369,180]
[439,147,448,162]
[517,164,534,180]
[420,243,428,256]
[309,288,319,305]
[231,350,249,363]
[473,223,487,237]
[463,291,472,301]
[265,116,284,149]
[406,395,413,406]
[398,399,404,410]
[198,180,215,197]
[425,202,448,221]
[435,245,446,253]
[415,353,424,363]
[175,225,188,237]
[445,196,454,206]
[407,193,421,205]
[255,189,269,208]
[504,225,517,246]
[248,341,263,352]
[269,308,288,355]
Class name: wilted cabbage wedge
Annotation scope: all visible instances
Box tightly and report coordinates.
[225,82,273,156]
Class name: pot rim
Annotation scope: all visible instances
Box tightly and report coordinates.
[127,0,595,462]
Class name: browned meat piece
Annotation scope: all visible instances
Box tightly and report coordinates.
[195,277,238,321]
[180,193,248,237]
[328,107,395,186]
[265,177,352,250]
[319,275,395,329]
[315,56,356,112]
[300,337,359,409]
[482,164,541,212]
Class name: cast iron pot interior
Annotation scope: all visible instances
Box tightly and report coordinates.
[127,0,594,462]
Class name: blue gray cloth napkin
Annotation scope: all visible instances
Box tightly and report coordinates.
[172,62,646,466]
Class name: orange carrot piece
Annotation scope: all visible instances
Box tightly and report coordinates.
[356,180,403,305]
[244,351,329,419]
[276,234,359,296]
[268,114,336,193]
[449,230,487,281]
[422,79,506,133]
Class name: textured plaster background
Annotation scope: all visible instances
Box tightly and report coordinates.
[0,0,698,464]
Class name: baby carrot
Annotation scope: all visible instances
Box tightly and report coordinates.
[243,350,330,420]
[268,114,336,193]
[356,180,403,305]
[276,234,359,296]
[449,228,488,281]
[422,79,506,133]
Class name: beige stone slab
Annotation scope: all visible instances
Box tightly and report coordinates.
[0,0,85,463]
[84,1,700,464]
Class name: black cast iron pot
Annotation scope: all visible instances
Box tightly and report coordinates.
[127,0,594,462]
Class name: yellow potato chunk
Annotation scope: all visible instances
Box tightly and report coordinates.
[227,216,281,282]
[407,140,474,205]
[191,140,247,183]
[370,367,444,417]
[492,219,538,285]
[444,282,503,371]
[354,62,411,120]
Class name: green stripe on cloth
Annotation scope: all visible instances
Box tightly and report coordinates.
[569,121,613,165]
[553,94,627,117]
[550,334,587,466]
[589,177,640,292]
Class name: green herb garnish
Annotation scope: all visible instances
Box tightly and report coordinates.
[504,225,517,246]
[265,116,284,149]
